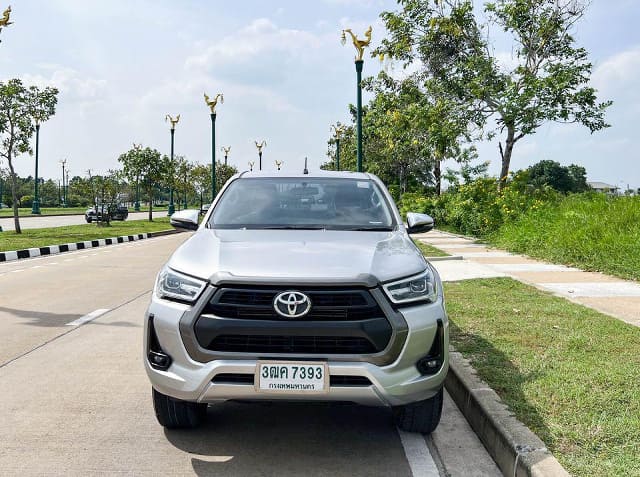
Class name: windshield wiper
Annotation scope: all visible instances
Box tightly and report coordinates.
[259,225,326,230]
[342,226,394,231]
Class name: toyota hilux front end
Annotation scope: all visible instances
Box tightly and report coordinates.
[144,171,448,433]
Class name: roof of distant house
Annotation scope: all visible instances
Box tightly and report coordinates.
[587,181,618,190]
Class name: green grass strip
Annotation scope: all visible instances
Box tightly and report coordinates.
[412,238,449,257]
[0,207,87,217]
[0,218,173,252]
[445,277,640,476]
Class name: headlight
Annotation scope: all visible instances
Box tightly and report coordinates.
[383,269,438,304]
[155,266,206,303]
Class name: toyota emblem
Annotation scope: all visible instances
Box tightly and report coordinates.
[273,291,312,318]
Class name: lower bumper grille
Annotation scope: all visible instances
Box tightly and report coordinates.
[211,373,373,387]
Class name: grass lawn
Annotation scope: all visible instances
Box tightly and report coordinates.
[412,238,449,257]
[445,277,640,476]
[0,218,173,252]
[0,207,86,217]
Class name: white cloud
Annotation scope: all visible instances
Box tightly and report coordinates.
[185,18,323,71]
[20,66,107,101]
[593,46,640,96]
[493,50,519,72]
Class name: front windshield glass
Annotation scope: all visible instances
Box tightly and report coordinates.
[210,177,395,230]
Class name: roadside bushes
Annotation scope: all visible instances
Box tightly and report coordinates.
[399,171,557,237]
[491,193,640,280]
[398,175,640,280]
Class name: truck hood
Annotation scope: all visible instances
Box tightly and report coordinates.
[167,229,427,286]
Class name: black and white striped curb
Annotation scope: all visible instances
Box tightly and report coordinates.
[0,230,178,263]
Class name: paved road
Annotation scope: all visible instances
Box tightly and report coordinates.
[0,234,500,476]
[0,211,169,231]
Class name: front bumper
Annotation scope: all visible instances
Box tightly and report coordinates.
[144,284,449,408]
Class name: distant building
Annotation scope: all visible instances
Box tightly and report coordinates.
[587,181,619,194]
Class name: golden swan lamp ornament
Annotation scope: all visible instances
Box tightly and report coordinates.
[331,123,346,138]
[165,114,180,130]
[341,26,372,61]
[254,140,267,153]
[0,6,13,27]
[204,93,224,113]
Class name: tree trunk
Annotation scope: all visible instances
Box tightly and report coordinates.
[7,156,21,234]
[434,157,442,196]
[498,126,516,190]
[148,185,153,222]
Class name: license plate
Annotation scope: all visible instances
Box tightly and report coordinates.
[256,361,328,394]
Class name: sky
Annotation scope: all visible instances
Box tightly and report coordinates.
[1,0,639,190]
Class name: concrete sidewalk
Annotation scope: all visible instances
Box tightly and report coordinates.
[418,230,640,328]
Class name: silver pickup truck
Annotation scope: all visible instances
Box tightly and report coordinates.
[145,170,448,434]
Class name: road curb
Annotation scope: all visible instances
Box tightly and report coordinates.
[426,255,463,262]
[0,229,181,263]
[445,350,569,477]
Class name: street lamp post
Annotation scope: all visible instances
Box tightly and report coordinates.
[65,169,69,207]
[135,175,140,211]
[132,143,142,211]
[221,146,231,166]
[165,114,180,216]
[331,123,346,171]
[275,160,283,171]
[31,120,41,214]
[59,159,67,208]
[248,161,255,172]
[342,26,372,173]
[255,140,267,171]
[204,92,224,200]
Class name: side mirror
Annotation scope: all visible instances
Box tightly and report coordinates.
[170,209,200,231]
[406,212,434,234]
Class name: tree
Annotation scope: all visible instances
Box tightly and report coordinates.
[0,79,58,232]
[527,159,588,193]
[190,164,211,211]
[174,156,193,209]
[325,72,477,196]
[377,0,611,188]
[118,146,165,221]
[90,170,125,225]
[215,161,238,197]
[567,164,588,192]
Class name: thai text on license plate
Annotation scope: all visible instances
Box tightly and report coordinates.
[256,361,328,394]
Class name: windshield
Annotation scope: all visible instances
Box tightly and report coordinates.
[209,177,395,230]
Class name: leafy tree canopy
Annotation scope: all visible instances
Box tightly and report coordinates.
[0,78,58,232]
[376,0,611,187]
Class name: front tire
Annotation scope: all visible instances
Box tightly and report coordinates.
[394,388,443,434]
[152,388,207,429]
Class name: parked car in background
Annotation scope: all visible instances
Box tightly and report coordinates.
[85,205,129,223]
